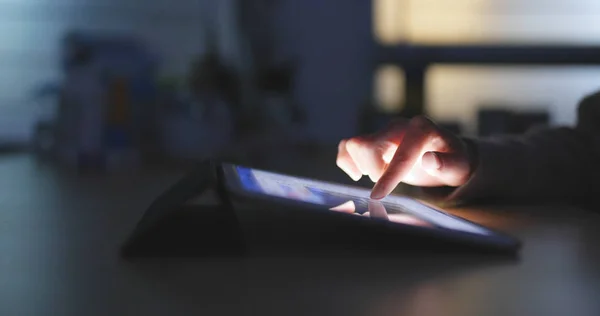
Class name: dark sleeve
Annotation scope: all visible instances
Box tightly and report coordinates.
[448,91,600,204]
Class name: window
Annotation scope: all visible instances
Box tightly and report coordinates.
[374,65,405,113]
[373,0,406,45]
[372,0,600,133]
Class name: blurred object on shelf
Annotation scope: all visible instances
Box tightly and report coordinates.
[263,64,306,124]
[152,48,239,162]
[31,82,62,156]
[236,0,309,143]
[478,106,550,137]
[33,31,160,171]
[156,60,235,161]
[61,31,158,76]
[512,111,550,134]
[32,121,56,158]
[477,108,514,137]
[255,62,307,139]
[188,51,241,126]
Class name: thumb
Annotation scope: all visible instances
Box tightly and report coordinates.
[421,151,472,187]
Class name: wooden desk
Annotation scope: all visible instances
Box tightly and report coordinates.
[1,153,600,316]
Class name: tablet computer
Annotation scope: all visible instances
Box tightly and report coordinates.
[220,163,521,253]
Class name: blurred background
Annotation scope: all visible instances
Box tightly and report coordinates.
[1,0,600,169]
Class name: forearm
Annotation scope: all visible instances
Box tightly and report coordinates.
[450,127,599,203]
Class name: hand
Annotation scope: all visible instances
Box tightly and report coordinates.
[336,116,476,199]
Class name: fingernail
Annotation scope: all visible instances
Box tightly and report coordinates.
[423,152,442,170]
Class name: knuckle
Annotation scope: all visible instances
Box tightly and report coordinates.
[346,137,366,151]
[409,115,433,129]
[430,134,447,148]
[373,119,408,142]
[374,140,393,154]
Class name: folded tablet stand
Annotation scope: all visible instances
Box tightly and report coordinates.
[120,160,245,258]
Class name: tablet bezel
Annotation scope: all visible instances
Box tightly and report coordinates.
[219,163,521,252]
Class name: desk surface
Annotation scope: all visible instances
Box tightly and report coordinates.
[1,152,600,316]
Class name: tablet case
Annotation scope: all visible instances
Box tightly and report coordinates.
[120,160,245,258]
[121,160,519,258]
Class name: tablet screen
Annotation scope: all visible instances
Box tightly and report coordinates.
[234,166,490,236]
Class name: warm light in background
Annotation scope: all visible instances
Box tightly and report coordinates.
[374,65,405,113]
[372,0,600,132]
[407,0,600,44]
[374,0,486,44]
[373,0,406,45]
[406,0,487,44]
[375,0,600,44]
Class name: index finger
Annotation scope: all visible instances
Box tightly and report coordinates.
[371,117,435,199]
[367,200,389,220]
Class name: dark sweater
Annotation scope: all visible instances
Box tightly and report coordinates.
[449,91,600,204]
